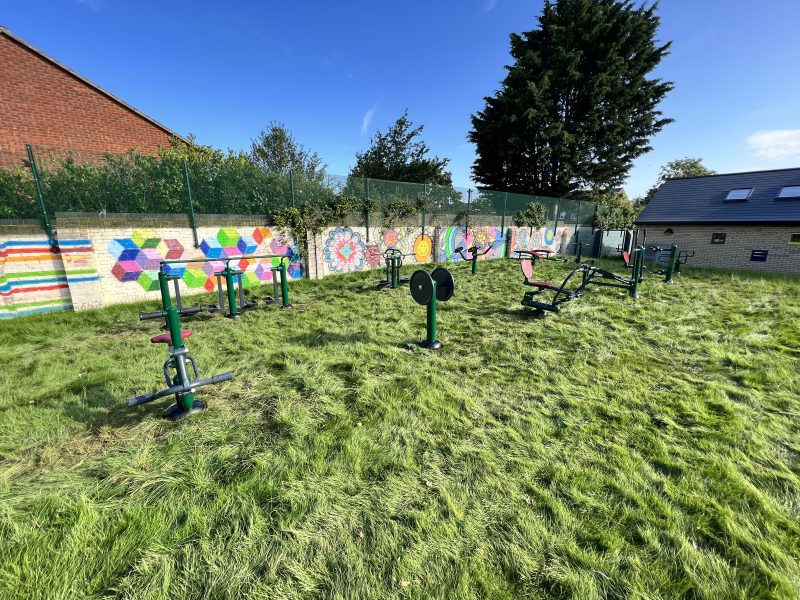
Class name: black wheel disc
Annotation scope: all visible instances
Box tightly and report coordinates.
[431,267,455,302]
[410,270,434,305]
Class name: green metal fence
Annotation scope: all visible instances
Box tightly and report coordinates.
[0,145,598,236]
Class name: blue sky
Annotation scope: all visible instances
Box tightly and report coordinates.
[4,0,800,198]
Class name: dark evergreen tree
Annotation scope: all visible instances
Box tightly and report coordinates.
[469,0,673,197]
[350,110,452,185]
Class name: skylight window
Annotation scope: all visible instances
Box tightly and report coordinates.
[777,186,800,199]
[724,188,753,201]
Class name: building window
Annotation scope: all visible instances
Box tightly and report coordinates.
[777,186,800,199]
[789,233,800,245]
[725,188,753,201]
[750,250,768,262]
[711,233,726,244]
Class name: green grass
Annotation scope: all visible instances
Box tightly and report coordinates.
[1,258,799,599]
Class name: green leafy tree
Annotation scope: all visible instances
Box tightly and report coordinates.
[513,201,548,234]
[635,157,716,206]
[350,110,452,185]
[249,122,326,182]
[469,0,673,197]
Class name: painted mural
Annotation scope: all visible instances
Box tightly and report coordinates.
[0,238,99,319]
[107,226,304,292]
[437,226,507,262]
[323,227,367,274]
[319,226,434,277]
[509,226,573,256]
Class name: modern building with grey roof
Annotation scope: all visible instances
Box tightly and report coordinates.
[635,168,800,274]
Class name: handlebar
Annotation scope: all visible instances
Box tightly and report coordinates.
[127,372,234,407]
[139,310,163,321]
[180,306,204,316]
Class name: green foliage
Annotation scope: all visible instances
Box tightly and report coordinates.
[594,202,640,230]
[470,0,673,196]
[382,198,416,227]
[0,168,35,219]
[0,139,296,217]
[636,157,716,206]
[362,196,380,215]
[249,122,327,182]
[350,110,453,185]
[1,261,799,598]
[513,201,548,233]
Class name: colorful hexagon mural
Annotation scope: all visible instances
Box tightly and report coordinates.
[107,227,304,292]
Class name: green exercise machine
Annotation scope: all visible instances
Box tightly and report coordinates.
[129,270,233,420]
[159,254,292,319]
[518,246,645,317]
[377,248,412,289]
[409,267,455,349]
[453,242,496,275]
[646,245,694,283]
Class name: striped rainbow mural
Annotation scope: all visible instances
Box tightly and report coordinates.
[0,238,99,319]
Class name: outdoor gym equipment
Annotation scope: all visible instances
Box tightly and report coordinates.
[409,266,455,349]
[646,244,680,283]
[156,273,205,329]
[518,246,645,316]
[674,249,694,275]
[160,254,292,319]
[453,243,494,275]
[376,248,412,289]
[518,253,590,316]
[580,246,645,298]
[129,270,233,420]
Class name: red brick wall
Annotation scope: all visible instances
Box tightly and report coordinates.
[0,33,176,169]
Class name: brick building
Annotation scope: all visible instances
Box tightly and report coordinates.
[0,26,186,169]
[635,168,800,274]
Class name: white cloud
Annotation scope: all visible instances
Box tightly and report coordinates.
[747,129,800,161]
[361,105,376,135]
[79,0,102,11]
[482,0,499,13]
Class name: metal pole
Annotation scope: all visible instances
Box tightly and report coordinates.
[501,191,507,234]
[158,271,196,411]
[183,160,199,248]
[466,189,472,236]
[427,288,437,345]
[279,258,292,308]
[365,178,370,243]
[25,144,55,247]
[630,247,643,299]
[665,244,678,283]
[223,265,239,318]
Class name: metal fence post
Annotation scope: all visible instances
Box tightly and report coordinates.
[183,160,200,248]
[466,189,471,235]
[500,191,507,233]
[25,144,55,247]
[365,178,370,242]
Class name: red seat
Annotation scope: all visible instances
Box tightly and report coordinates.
[622,251,631,266]
[527,280,556,289]
[150,330,192,344]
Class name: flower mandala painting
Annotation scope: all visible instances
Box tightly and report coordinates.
[382,227,400,249]
[324,227,367,274]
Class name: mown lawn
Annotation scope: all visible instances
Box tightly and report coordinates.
[1,257,799,599]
